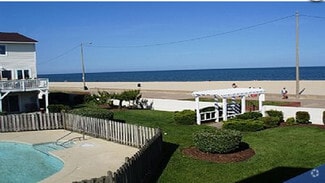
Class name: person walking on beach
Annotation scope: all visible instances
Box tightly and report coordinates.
[281,87,288,99]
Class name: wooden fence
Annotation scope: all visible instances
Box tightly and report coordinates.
[0,113,64,132]
[0,112,163,182]
[74,130,163,183]
[64,113,159,148]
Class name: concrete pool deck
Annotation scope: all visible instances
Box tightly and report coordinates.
[0,130,139,183]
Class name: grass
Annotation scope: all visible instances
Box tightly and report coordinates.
[114,110,325,183]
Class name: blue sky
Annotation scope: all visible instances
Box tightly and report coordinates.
[1,2,325,74]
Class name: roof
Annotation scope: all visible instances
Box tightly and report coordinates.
[0,32,37,43]
[192,88,265,98]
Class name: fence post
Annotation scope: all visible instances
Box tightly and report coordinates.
[106,171,114,183]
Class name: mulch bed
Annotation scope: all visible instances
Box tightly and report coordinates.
[182,145,255,163]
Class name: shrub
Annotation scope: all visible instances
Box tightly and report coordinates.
[296,111,310,124]
[47,104,71,113]
[70,107,114,120]
[223,119,264,132]
[193,129,242,154]
[266,110,284,122]
[174,110,196,125]
[286,117,296,125]
[236,112,262,120]
[115,90,141,108]
[260,116,280,128]
[85,91,113,105]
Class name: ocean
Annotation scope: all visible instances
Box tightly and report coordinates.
[38,66,325,82]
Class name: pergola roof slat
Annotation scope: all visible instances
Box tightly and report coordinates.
[192,88,265,98]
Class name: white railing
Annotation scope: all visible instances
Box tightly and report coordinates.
[0,78,48,92]
[200,111,218,122]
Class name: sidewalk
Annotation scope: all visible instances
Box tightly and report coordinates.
[141,90,325,108]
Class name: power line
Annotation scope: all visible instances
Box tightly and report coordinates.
[38,13,309,65]
[37,44,80,65]
[91,14,295,48]
[301,14,325,20]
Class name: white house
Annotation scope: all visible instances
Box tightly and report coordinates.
[0,32,49,113]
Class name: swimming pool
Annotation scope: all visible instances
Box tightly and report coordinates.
[0,141,67,182]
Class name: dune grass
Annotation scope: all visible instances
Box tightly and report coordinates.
[113,110,325,183]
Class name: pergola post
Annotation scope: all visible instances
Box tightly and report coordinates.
[241,96,246,114]
[214,97,220,122]
[195,96,201,125]
[259,93,265,116]
[222,98,227,121]
[45,91,49,113]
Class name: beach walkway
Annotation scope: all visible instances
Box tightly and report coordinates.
[49,81,325,108]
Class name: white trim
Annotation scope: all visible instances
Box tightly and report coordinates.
[192,88,265,98]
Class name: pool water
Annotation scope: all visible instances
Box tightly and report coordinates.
[0,142,66,183]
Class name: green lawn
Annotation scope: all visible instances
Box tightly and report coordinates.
[114,110,325,183]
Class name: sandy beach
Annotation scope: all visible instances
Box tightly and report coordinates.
[49,80,325,100]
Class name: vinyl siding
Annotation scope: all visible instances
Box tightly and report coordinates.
[0,43,37,78]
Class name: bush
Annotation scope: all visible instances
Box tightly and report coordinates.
[47,104,71,113]
[70,107,114,120]
[223,119,264,132]
[236,112,262,120]
[260,116,280,128]
[193,129,242,154]
[115,90,141,108]
[174,110,196,125]
[296,111,310,124]
[85,91,113,105]
[266,110,284,122]
[286,117,296,125]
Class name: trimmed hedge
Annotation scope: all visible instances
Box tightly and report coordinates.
[296,111,310,124]
[236,112,262,120]
[266,110,284,122]
[260,116,280,128]
[286,117,296,125]
[193,129,242,154]
[70,107,114,120]
[174,110,196,125]
[47,104,71,113]
[223,119,264,132]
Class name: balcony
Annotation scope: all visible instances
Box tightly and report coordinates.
[0,78,49,92]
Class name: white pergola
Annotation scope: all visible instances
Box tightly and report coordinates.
[192,88,265,125]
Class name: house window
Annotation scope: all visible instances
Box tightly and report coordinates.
[24,70,30,79]
[16,69,30,79]
[0,45,6,55]
[17,70,23,79]
[1,70,12,80]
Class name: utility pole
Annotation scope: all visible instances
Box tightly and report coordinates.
[80,43,88,90]
[295,11,300,99]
